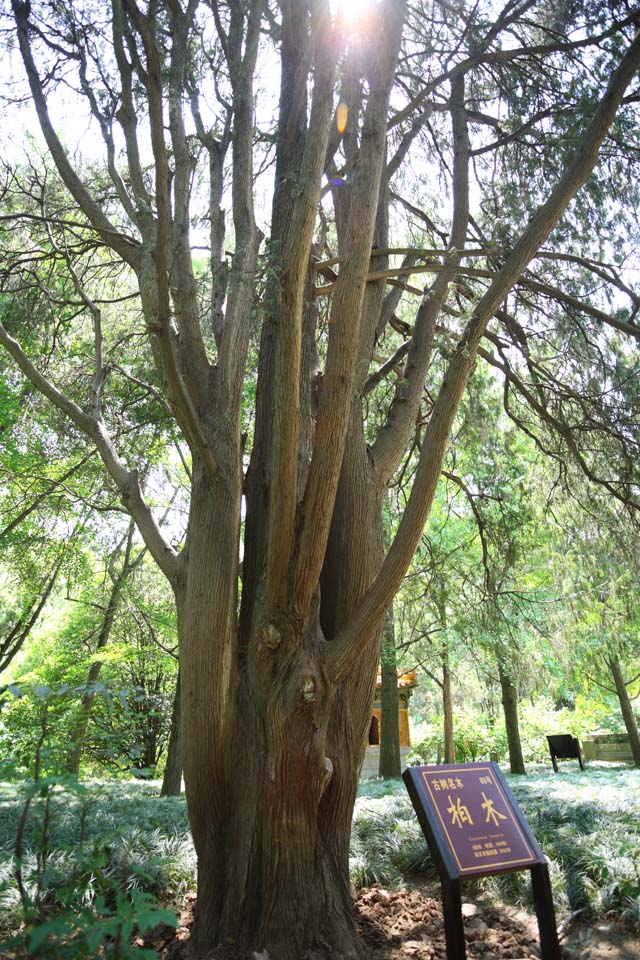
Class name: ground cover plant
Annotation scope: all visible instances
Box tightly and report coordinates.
[1,765,639,956]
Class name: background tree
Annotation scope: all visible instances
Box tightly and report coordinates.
[553,493,640,766]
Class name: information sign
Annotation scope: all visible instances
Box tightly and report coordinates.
[410,763,541,877]
[403,762,561,960]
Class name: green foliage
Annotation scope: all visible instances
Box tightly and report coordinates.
[1,770,639,948]
[0,776,182,956]
[488,767,640,921]
[410,713,508,765]
[351,789,432,887]
[5,889,175,960]
[411,694,636,769]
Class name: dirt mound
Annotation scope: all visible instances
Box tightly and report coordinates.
[145,885,640,959]
[355,885,540,959]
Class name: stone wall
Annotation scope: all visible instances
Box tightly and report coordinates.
[360,745,412,780]
[581,733,634,762]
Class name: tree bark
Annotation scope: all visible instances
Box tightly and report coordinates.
[187,608,365,959]
[498,661,526,775]
[7,5,640,959]
[160,670,183,796]
[66,523,138,777]
[442,650,455,764]
[66,659,104,779]
[608,654,640,767]
[379,609,401,778]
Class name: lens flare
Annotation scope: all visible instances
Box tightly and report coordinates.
[336,101,349,134]
[331,0,378,28]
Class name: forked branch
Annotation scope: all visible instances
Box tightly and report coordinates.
[327,28,640,681]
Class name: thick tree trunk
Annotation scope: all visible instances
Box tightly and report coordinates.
[160,671,182,796]
[188,630,364,959]
[608,655,640,767]
[498,661,526,775]
[184,399,386,957]
[379,608,401,778]
[442,651,455,764]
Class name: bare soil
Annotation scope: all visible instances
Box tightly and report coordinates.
[144,886,640,960]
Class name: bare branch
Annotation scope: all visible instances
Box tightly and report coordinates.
[11,3,141,267]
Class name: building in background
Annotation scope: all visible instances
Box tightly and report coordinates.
[360,670,418,779]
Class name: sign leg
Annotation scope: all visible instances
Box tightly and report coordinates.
[530,864,562,960]
[441,877,466,960]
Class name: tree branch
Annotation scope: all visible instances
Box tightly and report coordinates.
[11,2,141,267]
[0,321,179,586]
[370,72,470,486]
[265,0,338,605]
[292,0,407,615]
[326,27,640,681]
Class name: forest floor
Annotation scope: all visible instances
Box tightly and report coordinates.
[144,883,640,960]
[2,768,640,957]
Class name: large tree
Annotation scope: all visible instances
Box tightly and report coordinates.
[1,1,640,955]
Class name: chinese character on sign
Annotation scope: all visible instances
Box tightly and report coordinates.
[447,795,474,828]
[481,791,508,826]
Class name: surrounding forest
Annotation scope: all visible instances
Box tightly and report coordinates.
[0,0,639,957]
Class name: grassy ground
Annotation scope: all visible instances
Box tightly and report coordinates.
[1,763,639,950]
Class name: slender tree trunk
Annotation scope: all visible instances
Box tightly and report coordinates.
[498,661,526,774]
[442,650,455,764]
[0,556,63,674]
[379,608,401,778]
[66,522,137,777]
[66,660,103,778]
[161,671,182,796]
[608,655,640,767]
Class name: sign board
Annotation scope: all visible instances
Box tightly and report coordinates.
[546,734,585,772]
[403,762,561,960]
[404,762,543,878]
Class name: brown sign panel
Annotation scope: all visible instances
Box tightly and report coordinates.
[403,762,545,879]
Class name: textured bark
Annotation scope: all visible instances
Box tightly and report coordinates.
[66,660,103,778]
[498,661,526,775]
[6,4,640,958]
[189,640,361,959]
[442,651,455,765]
[160,671,182,796]
[379,609,401,778]
[608,655,640,767]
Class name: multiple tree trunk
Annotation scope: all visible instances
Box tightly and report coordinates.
[3,1,640,955]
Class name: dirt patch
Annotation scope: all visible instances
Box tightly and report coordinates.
[145,886,640,959]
